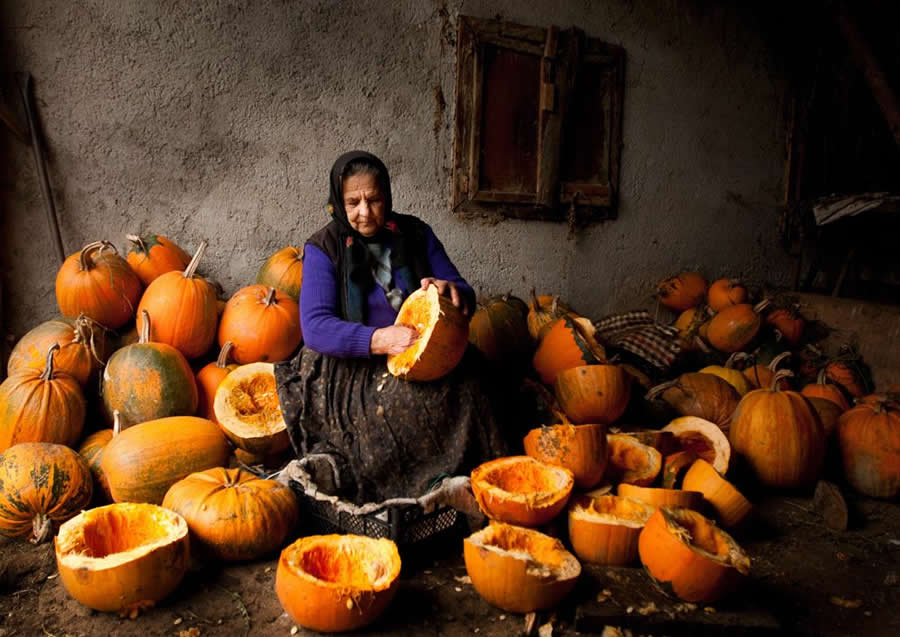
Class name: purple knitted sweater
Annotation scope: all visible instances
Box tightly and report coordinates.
[300,222,475,358]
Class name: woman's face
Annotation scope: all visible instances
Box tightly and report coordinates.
[342,173,385,237]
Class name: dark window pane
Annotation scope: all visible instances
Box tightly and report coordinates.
[561,61,613,184]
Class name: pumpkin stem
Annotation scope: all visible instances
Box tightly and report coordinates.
[77,240,110,271]
[816,368,828,385]
[139,310,152,344]
[183,240,208,279]
[770,369,794,391]
[646,380,677,401]
[753,298,772,314]
[126,233,148,255]
[113,410,122,436]
[551,295,560,315]
[725,352,749,369]
[74,314,107,367]
[768,351,791,372]
[263,287,278,306]
[217,341,234,368]
[31,514,52,544]
[530,288,540,310]
[40,343,61,381]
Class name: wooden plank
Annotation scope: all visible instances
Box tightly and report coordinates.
[451,17,477,210]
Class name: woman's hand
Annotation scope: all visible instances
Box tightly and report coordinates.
[370,325,419,355]
[420,278,470,316]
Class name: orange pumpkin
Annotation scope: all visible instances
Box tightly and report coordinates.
[196,342,238,422]
[567,494,655,565]
[218,285,302,365]
[682,459,752,527]
[699,352,752,396]
[0,442,93,543]
[101,311,199,429]
[56,241,143,329]
[468,294,532,369]
[533,316,606,385]
[657,272,708,312]
[55,502,189,615]
[102,416,230,504]
[553,364,631,425]
[605,434,662,486]
[523,423,608,489]
[464,523,580,612]
[7,315,108,386]
[276,535,401,633]
[673,305,711,352]
[470,456,574,527]
[806,397,844,438]
[706,299,770,353]
[661,416,731,474]
[162,468,298,561]
[125,233,192,286]
[617,483,703,511]
[801,369,851,411]
[136,241,218,359]
[766,308,805,345]
[213,362,290,456]
[638,507,750,603]
[825,360,868,399]
[256,246,304,300]
[837,397,900,498]
[707,278,747,311]
[77,428,114,501]
[743,351,791,390]
[527,290,575,341]
[647,372,740,430]
[0,344,86,454]
[730,371,825,488]
[660,450,699,489]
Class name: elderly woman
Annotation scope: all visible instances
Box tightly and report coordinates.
[275,151,507,505]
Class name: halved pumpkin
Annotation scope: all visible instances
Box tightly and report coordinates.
[464,523,581,613]
[617,484,703,511]
[55,502,189,615]
[213,362,289,456]
[523,423,608,489]
[662,416,731,474]
[276,534,401,633]
[387,286,469,381]
[568,494,656,565]
[605,434,662,487]
[682,459,752,527]
[470,456,574,527]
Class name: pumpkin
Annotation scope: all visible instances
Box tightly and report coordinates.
[699,352,752,396]
[533,316,606,385]
[523,423,608,489]
[766,308,805,345]
[101,310,199,428]
[623,430,679,456]
[196,341,238,422]
[256,246,304,300]
[213,362,289,456]
[0,344,86,454]
[743,351,791,390]
[825,360,868,399]
[661,416,731,474]
[125,233,192,286]
[527,290,575,341]
[673,305,711,352]
[276,534,401,633]
[605,434,662,486]
[218,285,302,364]
[807,397,844,438]
[464,523,580,613]
[706,299,770,353]
[0,442,93,543]
[707,278,747,311]
[617,483,703,511]
[801,369,851,411]
[638,507,750,603]
[233,446,291,469]
[135,240,218,359]
[837,397,900,498]
[468,294,533,369]
[729,370,825,488]
[659,451,698,489]
[102,415,230,504]
[553,364,631,425]
[470,456,574,527]
[56,240,143,329]
[567,494,655,566]
[657,272,707,312]
[386,285,469,381]
[162,467,297,561]
[682,459,752,527]
[646,373,740,430]
[77,428,114,501]
[55,502,189,615]
[7,315,108,386]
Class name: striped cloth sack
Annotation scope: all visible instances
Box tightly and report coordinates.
[593,310,683,372]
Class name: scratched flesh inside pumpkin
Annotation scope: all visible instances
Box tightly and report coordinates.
[481,460,571,495]
[569,494,655,527]
[661,508,750,573]
[469,524,580,579]
[283,536,399,590]
[222,370,285,436]
[387,291,438,374]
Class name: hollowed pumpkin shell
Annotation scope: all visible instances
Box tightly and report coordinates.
[464,523,581,613]
[55,502,189,614]
[568,494,656,565]
[387,286,469,381]
[639,507,750,603]
[276,534,401,633]
[523,423,608,489]
[553,364,631,425]
[682,459,752,527]
[470,456,574,527]
[605,434,662,487]
[662,416,731,474]
[213,362,289,456]
[617,484,703,511]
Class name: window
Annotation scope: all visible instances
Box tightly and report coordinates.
[452,16,625,225]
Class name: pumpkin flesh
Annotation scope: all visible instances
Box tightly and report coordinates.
[568,494,655,566]
[214,362,289,455]
[605,434,662,487]
[470,456,574,527]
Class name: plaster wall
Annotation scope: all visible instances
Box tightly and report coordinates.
[1,0,792,338]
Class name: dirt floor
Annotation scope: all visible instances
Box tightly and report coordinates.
[1,491,898,637]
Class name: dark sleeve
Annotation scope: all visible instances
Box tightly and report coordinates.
[300,245,377,358]
[422,223,476,315]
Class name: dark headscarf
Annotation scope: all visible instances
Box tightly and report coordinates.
[326,151,430,324]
